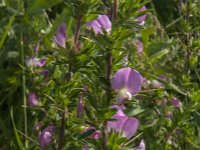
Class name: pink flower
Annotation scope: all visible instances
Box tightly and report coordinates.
[77,95,84,117]
[111,68,142,94]
[88,15,112,34]
[26,58,46,67]
[84,127,101,139]
[137,6,147,25]
[172,97,181,108]
[107,105,139,138]
[54,23,66,48]
[38,126,56,149]
[133,139,146,150]
[28,92,38,106]
[111,68,142,104]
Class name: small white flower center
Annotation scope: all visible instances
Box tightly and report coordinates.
[117,89,132,101]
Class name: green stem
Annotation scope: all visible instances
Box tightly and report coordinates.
[20,25,28,149]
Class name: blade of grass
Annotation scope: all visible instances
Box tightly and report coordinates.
[0,13,16,49]
[10,107,23,149]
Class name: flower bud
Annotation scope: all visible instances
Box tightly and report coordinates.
[172,97,181,108]
[150,80,163,89]
[77,96,84,118]
[38,126,56,149]
[28,92,38,106]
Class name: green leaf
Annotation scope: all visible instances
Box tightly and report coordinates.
[167,82,186,96]
[10,107,23,149]
[149,49,169,63]
[0,13,16,49]
[29,0,63,14]
[78,128,95,139]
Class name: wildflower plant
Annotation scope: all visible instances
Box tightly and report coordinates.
[0,0,200,150]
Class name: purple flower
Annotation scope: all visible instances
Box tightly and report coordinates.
[38,126,56,149]
[26,58,46,67]
[88,15,111,34]
[90,130,101,139]
[77,95,84,117]
[158,75,167,81]
[172,97,181,108]
[133,139,145,150]
[107,105,139,138]
[54,23,66,48]
[28,92,38,106]
[111,68,142,103]
[137,6,147,25]
[83,145,90,150]
[84,127,101,139]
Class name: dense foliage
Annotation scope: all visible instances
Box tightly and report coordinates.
[0,0,199,149]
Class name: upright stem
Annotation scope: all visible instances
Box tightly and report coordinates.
[57,112,65,150]
[74,15,82,52]
[113,0,118,20]
[102,121,108,150]
[185,1,190,75]
[102,1,118,149]
[106,52,112,104]
[57,64,71,150]
[21,24,28,149]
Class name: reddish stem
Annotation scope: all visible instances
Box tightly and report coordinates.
[74,15,82,52]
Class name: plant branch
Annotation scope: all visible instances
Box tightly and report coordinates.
[57,112,65,150]
[113,0,118,20]
[74,15,82,52]
[185,0,191,75]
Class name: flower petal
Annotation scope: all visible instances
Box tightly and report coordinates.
[88,20,102,34]
[134,139,146,150]
[26,58,38,67]
[125,68,142,94]
[112,68,142,94]
[54,23,66,48]
[97,15,111,32]
[137,6,147,25]
[37,59,46,67]
[107,116,128,133]
[111,68,130,91]
[122,117,139,138]
[111,105,126,117]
